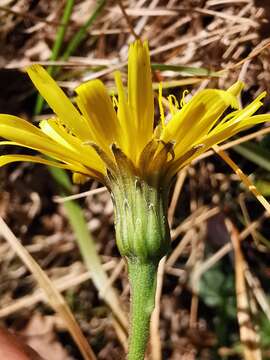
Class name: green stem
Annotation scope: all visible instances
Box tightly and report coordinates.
[127,259,158,360]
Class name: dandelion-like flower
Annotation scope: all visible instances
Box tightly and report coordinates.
[0,40,269,360]
[0,40,268,258]
[0,41,268,185]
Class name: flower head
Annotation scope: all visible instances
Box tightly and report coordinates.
[0,40,269,188]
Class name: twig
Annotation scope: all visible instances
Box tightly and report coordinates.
[226,219,262,360]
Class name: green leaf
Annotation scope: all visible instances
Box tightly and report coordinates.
[234,142,270,172]
[256,179,270,196]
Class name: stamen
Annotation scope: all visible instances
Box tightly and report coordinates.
[158,83,165,128]
[180,90,189,107]
[54,117,73,135]
[112,92,119,109]
[167,95,179,115]
[153,124,162,139]
[72,172,89,185]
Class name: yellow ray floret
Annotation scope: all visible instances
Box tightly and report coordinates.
[128,40,154,154]
[75,79,121,152]
[0,39,269,185]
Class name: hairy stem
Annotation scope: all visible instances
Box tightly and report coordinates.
[128,259,158,360]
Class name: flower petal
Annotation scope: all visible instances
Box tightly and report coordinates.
[39,119,105,173]
[214,92,266,130]
[0,114,46,136]
[162,86,241,159]
[227,81,244,96]
[201,114,270,151]
[0,115,76,160]
[0,115,104,175]
[0,154,101,179]
[114,71,135,160]
[26,65,91,140]
[75,79,120,153]
[128,40,154,152]
[0,154,74,170]
[169,114,270,176]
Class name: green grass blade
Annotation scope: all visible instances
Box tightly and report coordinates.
[34,0,75,114]
[151,63,220,77]
[61,0,106,62]
[49,168,128,331]
[234,143,270,172]
[256,180,270,196]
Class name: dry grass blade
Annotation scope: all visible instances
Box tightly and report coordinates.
[244,269,270,322]
[239,194,260,246]
[171,206,220,241]
[194,7,258,25]
[220,39,270,73]
[111,7,178,17]
[0,216,96,360]
[166,230,194,268]
[192,212,267,287]
[226,219,262,360]
[150,169,187,360]
[0,261,116,318]
[112,316,128,352]
[53,186,107,203]
[196,127,270,162]
[117,0,139,40]
[0,5,62,27]
[213,145,270,215]
[150,256,166,360]
[168,169,187,226]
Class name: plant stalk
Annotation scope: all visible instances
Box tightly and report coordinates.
[127,259,158,360]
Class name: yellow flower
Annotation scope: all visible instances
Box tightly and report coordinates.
[0,40,269,186]
[1,42,269,357]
